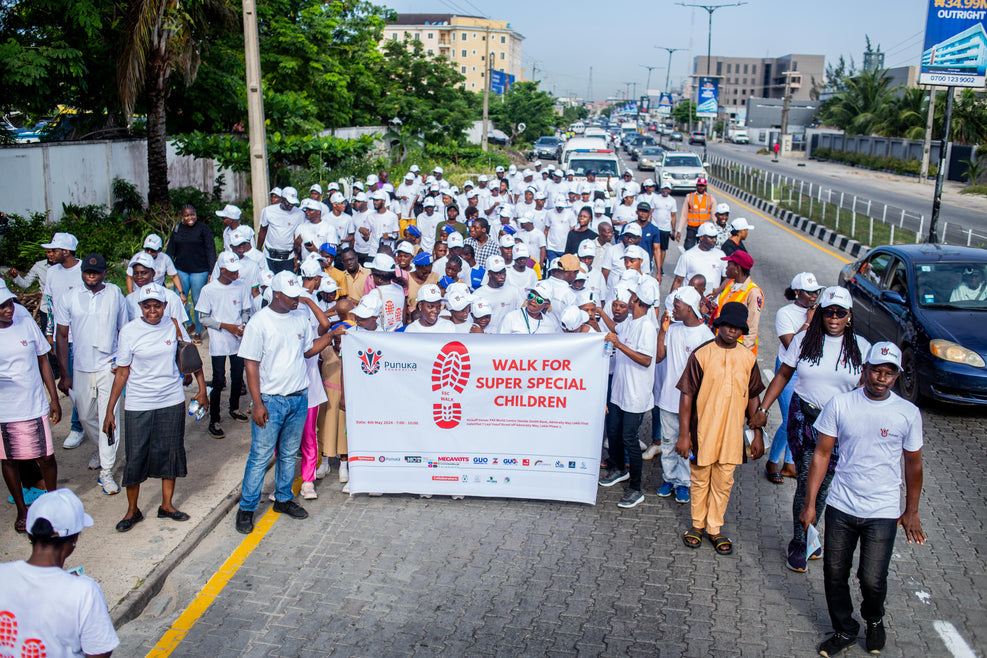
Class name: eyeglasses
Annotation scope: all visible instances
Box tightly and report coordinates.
[527,292,547,305]
[822,308,849,319]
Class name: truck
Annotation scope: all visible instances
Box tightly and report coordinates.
[728,127,749,144]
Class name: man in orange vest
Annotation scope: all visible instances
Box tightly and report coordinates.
[676,178,717,250]
[712,251,763,354]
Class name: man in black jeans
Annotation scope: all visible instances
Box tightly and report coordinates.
[800,342,925,656]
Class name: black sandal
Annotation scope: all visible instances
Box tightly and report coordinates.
[765,468,784,484]
[708,534,733,555]
[683,528,703,548]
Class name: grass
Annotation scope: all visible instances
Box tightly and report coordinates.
[958,185,987,196]
[711,162,920,247]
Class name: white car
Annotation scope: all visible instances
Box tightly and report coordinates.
[657,152,708,192]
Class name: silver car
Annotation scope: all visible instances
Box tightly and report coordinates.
[657,152,708,192]
[637,147,665,171]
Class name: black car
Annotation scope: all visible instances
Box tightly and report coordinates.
[838,244,987,405]
[532,136,562,160]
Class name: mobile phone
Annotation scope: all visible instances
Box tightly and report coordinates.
[106,426,115,446]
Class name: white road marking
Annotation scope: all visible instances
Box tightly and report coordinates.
[933,621,977,658]
[915,591,931,604]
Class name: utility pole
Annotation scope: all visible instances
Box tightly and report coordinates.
[242,0,269,224]
[481,28,491,152]
[779,72,794,137]
[641,65,659,94]
[656,46,684,93]
[920,87,936,183]
[587,66,593,103]
[624,82,633,100]
[929,87,955,244]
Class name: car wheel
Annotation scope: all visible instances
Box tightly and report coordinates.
[896,346,922,405]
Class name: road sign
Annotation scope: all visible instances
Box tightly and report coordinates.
[696,77,719,118]
[919,1,987,87]
[490,70,516,95]
[656,93,673,115]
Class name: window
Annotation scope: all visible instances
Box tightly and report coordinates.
[414,32,420,40]
[860,252,894,287]
[462,49,467,58]
[452,32,455,41]
[472,49,477,55]
[472,66,476,71]
[500,35,506,44]
[885,259,908,295]
[461,66,467,74]
[462,32,468,40]
[471,82,476,88]
[716,61,722,75]
[427,49,433,55]
[500,51,505,60]
[427,32,433,39]
[741,99,746,105]
[751,65,757,74]
[473,33,477,39]
[481,71,484,78]
[743,64,748,73]
[390,32,397,40]
[727,63,732,73]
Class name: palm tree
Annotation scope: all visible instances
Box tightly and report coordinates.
[117,0,232,207]
[876,87,927,140]
[818,69,895,136]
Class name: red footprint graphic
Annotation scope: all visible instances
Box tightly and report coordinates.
[0,610,48,657]
[433,403,462,429]
[431,341,471,393]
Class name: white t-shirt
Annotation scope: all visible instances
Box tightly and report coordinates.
[815,388,924,518]
[472,283,522,333]
[650,195,678,232]
[0,316,51,423]
[372,282,405,332]
[351,211,377,255]
[544,276,577,313]
[416,210,442,253]
[237,306,313,396]
[54,285,128,373]
[404,317,457,333]
[506,266,537,292]
[211,251,265,290]
[223,224,256,251]
[125,287,189,324]
[42,261,83,339]
[115,318,187,411]
[125,251,177,285]
[297,304,328,408]
[260,204,304,252]
[656,322,714,412]
[673,246,726,295]
[783,332,871,408]
[295,221,338,249]
[0,560,120,658]
[545,210,575,252]
[196,279,253,356]
[500,309,561,334]
[516,228,546,255]
[369,210,400,249]
[610,314,658,413]
[612,203,637,228]
[775,302,809,362]
[618,179,641,198]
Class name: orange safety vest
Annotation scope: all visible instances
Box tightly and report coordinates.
[685,192,713,227]
[714,278,762,354]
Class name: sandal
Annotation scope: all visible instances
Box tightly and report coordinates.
[191,333,203,345]
[765,468,784,484]
[708,534,733,555]
[683,528,703,548]
[14,516,27,533]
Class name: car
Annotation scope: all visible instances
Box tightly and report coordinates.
[837,244,987,405]
[532,136,562,160]
[637,146,665,171]
[487,129,509,146]
[669,131,684,142]
[656,151,707,192]
[689,131,706,145]
[625,134,656,160]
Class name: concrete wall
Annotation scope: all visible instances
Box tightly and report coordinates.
[0,139,248,222]
[808,130,944,165]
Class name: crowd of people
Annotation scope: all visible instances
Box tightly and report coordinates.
[1,161,925,656]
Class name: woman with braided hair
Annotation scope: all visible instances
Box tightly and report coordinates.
[751,286,871,573]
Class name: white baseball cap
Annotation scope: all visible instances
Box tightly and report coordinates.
[577,240,596,258]
[866,342,902,369]
[300,258,323,278]
[417,283,443,303]
[329,192,345,204]
[371,190,389,201]
[636,277,660,307]
[697,222,719,238]
[300,198,322,212]
[410,164,421,173]
[486,255,507,272]
[366,174,379,185]
[367,253,396,273]
[642,178,656,187]
[310,183,323,194]
[622,223,643,237]
[215,204,243,221]
[495,165,505,173]
[478,174,489,183]
[270,187,283,197]
[471,298,492,317]
[513,243,530,259]
[271,271,303,297]
[354,192,368,203]
[229,229,251,246]
[820,286,853,309]
[730,218,755,232]
[404,172,416,180]
[432,166,444,174]
[593,199,606,212]
[623,245,648,261]
[445,290,471,311]
[327,182,340,192]
[41,232,78,251]
[790,272,823,292]
[554,196,567,208]
[674,286,702,319]
[281,187,300,205]
[499,235,516,248]
[352,294,382,318]
[129,251,155,269]
[319,277,338,294]
[423,197,436,207]
[137,283,168,303]
[26,488,93,538]
[447,233,464,248]
[218,251,242,272]
[716,203,731,214]
[396,241,416,255]
[499,206,513,218]
[561,306,589,332]
[519,212,535,225]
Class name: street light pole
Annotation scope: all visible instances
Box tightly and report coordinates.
[242,0,269,224]
[656,47,684,94]
[481,29,491,152]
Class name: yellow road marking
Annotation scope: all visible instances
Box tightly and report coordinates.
[146,477,302,656]
[714,185,852,264]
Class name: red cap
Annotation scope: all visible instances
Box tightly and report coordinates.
[722,251,754,270]
[696,177,708,186]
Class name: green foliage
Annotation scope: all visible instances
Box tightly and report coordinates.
[960,155,986,185]
[112,178,145,217]
[672,101,698,126]
[933,89,987,145]
[812,147,938,177]
[421,144,511,170]
[817,69,896,136]
[488,81,556,146]
[559,105,589,126]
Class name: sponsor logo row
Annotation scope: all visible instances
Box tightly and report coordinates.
[350,455,590,470]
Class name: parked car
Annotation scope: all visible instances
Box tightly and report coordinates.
[689,131,706,145]
[838,244,987,405]
[656,151,707,192]
[532,135,562,160]
[637,147,665,171]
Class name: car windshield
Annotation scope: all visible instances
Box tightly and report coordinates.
[536,137,559,146]
[663,154,702,168]
[914,262,987,309]
[641,148,664,156]
[569,159,619,177]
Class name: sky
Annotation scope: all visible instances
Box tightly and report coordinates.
[380,0,932,101]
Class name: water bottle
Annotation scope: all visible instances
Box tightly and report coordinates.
[187,400,206,421]
[604,341,614,358]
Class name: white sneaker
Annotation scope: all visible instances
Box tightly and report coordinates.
[338,460,349,483]
[639,440,649,452]
[452,495,465,500]
[98,470,119,495]
[419,494,433,499]
[315,460,330,480]
[268,492,276,502]
[88,453,101,470]
[300,481,318,500]
[342,482,350,494]
[63,430,85,450]
[642,443,661,460]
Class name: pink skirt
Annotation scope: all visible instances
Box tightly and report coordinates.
[0,417,54,460]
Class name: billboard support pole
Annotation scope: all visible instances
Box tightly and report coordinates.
[928,86,953,244]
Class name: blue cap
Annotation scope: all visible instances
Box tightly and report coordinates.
[412,252,432,266]
[405,225,422,238]
[439,275,456,288]
[442,225,456,234]
[318,243,336,256]
[502,225,517,235]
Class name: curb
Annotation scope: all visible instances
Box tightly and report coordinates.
[109,482,243,628]
[710,176,871,259]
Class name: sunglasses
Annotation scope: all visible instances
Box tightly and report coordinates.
[527,292,547,305]
[822,308,849,319]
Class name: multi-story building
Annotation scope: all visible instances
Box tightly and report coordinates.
[382,14,524,93]
[692,53,825,121]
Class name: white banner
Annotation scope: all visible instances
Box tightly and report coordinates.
[341,332,608,504]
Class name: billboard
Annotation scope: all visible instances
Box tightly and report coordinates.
[919,1,987,87]
[490,69,516,94]
[639,95,651,112]
[696,77,719,118]
[656,93,673,115]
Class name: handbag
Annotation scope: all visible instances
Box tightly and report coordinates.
[171,317,203,374]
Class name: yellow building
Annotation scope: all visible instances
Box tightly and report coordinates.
[383,14,524,92]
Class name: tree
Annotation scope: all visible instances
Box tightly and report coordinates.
[558,105,589,126]
[117,0,236,207]
[816,68,894,136]
[488,81,556,145]
[671,100,698,127]
[935,89,987,145]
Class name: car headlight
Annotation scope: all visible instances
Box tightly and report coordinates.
[661,171,671,178]
[930,339,986,368]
